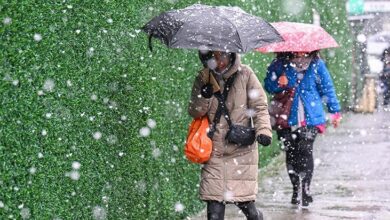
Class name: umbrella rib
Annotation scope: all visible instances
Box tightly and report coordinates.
[220,16,244,52]
[169,12,199,48]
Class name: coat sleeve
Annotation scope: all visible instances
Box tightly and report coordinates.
[247,69,273,138]
[188,70,212,118]
[316,59,341,113]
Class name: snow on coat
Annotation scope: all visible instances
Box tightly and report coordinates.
[188,54,272,202]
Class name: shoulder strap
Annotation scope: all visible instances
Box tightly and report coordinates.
[208,73,237,138]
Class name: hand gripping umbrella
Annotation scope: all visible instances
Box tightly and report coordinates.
[256,22,339,53]
[142,4,283,53]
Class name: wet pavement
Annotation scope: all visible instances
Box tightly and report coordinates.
[191,109,390,220]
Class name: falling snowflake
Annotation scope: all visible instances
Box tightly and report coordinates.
[12,80,19,86]
[280,114,288,120]
[224,191,234,201]
[360,129,367,137]
[102,196,109,204]
[139,127,151,137]
[357,34,367,43]
[93,132,102,140]
[38,152,44,158]
[3,17,12,25]
[41,129,47,136]
[246,108,255,117]
[87,47,95,57]
[67,170,80,181]
[174,202,185,212]
[29,167,37,175]
[43,79,55,92]
[147,119,156,129]
[91,94,98,101]
[107,18,113,24]
[120,115,127,121]
[33,33,42,42]
[207,59,217,70]
[152,148,161,159]
[92,206,107,220]
[271,72,277,81]
[0,201,4,208]
[20,207,31,219]
[314,158,322,167]
[248,89,260,99]
[72,161,81,170]
[291,134,297,140]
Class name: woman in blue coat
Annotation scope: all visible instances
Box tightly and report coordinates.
[264,51,341,208]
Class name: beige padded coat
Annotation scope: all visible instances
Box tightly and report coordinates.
[188,55,272,202]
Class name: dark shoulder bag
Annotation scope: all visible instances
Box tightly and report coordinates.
[269,88,296,130]
[208,73,256,146]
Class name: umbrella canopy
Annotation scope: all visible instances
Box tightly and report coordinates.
[256,22,339,53]
[142,4,283,53]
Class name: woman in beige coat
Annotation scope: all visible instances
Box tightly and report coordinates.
[188,50,272,220]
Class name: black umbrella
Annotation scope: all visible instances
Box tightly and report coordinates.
[142,4,283,53]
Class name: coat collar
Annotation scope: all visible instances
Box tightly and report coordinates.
[222,54,241,79]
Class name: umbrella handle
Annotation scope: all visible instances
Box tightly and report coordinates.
[148,35,153,52]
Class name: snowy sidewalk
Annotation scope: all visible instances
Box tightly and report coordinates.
[191,110,390,220]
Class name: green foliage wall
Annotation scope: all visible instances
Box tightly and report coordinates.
[0,0,352,219]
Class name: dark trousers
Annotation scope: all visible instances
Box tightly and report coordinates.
[206,200,262,220]
[384,85,390,105]
[277,127,317,193]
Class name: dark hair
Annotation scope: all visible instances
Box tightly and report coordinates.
[198,51,213,67]
[308,50,320,60]
[276,50,320,61]
[198,51,236,68]
[276,52,294,60]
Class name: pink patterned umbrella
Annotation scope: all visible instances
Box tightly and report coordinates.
[256,22,339,53]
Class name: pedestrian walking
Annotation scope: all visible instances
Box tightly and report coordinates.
[264,51,342,208]
[188,50,272,219]
[143,4,283,218]
[379,47,390,105]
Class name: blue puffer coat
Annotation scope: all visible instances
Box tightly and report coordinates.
[264,58,341,127]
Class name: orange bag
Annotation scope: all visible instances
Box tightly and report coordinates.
[184,116,212,164]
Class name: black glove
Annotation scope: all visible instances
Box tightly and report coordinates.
[200,83,213,98]
[257,134,272,146]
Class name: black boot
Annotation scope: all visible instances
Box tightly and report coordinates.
[288,172,300,205]
[301,183,313,208]
[236,201,263,220]
[291,187,299,205]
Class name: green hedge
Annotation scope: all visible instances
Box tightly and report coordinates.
[0,0,351,219]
